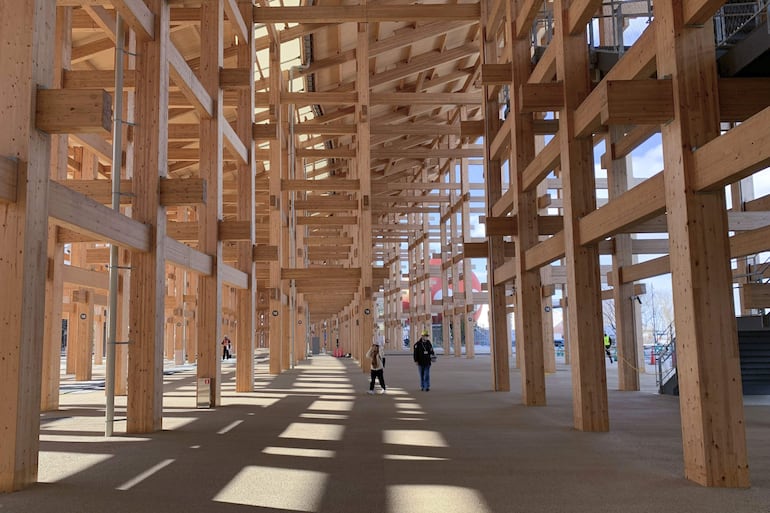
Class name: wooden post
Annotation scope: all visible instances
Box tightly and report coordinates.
[127,0,170,433]
[197,0,224,405]
[0,0,55,491]
[481,0,509,391]
[236,0,256,392]
[607,126,640,391]
[268,39,283,375]
[42,6,72,413]
[507,0,546,403]
[654,1,749,487]
[553,0,608,431]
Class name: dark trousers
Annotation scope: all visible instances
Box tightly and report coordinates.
[370,369,385,390]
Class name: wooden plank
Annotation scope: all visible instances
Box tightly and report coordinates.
[578,173,666,245]
[222,118,248,164]
[371,92,481,105]
[48,181,150,251]
[253,245,279,261]
[111,0,155,40]
[223,0,248,43]
[61,265,110,290]
[253,4,480,23]
[0,156,18,203]
[167,42,214,118]
[282,179,360,191]
[693,106,770,192]
[221,263,248,289]
[522,135,560,191]
[35,89,112,134]
[739,283,770,310]
[164,236,213,275]
[518,82,564,112]
[480,63,512,85]
[684,0,725,26]
[718,78,770,122]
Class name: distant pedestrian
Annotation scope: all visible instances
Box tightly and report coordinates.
[603,333,613,364]
[413,330,435,391]
[366,343,386,394]
[222,335,232,360]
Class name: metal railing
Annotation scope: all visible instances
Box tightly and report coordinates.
[654,322,677,389]
[715,1,769,48]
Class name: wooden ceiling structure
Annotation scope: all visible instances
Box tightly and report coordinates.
[2,0,770,494]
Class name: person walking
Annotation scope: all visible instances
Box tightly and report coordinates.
[413,330,435,391]
[366,343,386,394]
[603,333,613,364]
[221,335,232,360]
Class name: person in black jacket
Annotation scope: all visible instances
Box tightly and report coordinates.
[413,330,435,391]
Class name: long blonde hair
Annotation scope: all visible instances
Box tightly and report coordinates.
[371,344,379,368]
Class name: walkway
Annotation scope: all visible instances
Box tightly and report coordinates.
[2,352,770,513]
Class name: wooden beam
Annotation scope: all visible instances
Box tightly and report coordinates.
[35,89,112,135]
[519,82,564,112]
[223,0,248,43]
[282,179,360,191]
[168,43,214,118]
[740,283,770,310]
[61,265,109,290]
[111,0,155,40]
[48,180,150,252]
[480,63,512,84]
[693,106,770,192]
[253,4,480,23]
[164,236,213,275]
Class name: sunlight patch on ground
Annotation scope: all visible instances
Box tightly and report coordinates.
[280,422,345,441]
[117,458,175,490]
[300,413,349,420]
[395,403,423,410]
[263,446,336,458]
[308,400,354,411]
[383,454,449,461]
[214,466,328,511]
[38,452,113,482]
[383,430,448,447]
[387,485,491,513]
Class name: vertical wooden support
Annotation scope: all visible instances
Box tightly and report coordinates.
[508,0,546,404]
[357,19,374,369]
[197,0,224,404]
[235,0,256,392]
[460,156,475,357]
[42,5,72,412]
[553,0,608,431]
[268,40,283,375]
[128,0,169,433]
[607,126,639,390]
[481,0,509,390]
[655,1,749,487]
[0,0,54,492]
[116,255,130,395]
[730,178,754,315]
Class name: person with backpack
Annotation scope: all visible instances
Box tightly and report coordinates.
[413,330,436,391]
[603,333,613,364]
[366,343,386,394]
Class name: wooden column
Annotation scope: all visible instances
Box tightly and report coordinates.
[460,156,475,357]
[197,0,224,404]
[235,0,256,392]
[128,0,169,433]
[508,0,546,404]
[0,0,55,491]
[357,19,374,367]
[42,5,71,412]
[481,0,509,390]
[607,126,639,391]
[655,1,749,487]
[553,0,608,431]
[268,39,283,375]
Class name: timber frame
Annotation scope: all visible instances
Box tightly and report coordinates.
[2,0,770,492]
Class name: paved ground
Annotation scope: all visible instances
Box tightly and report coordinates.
[2,351,769,513]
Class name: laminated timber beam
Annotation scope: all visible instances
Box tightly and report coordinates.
[48,180,150,252]
[35,89,112,135]
[57,178,206,206]
[167,42,213,118]
[111,0,155,41]
[253,4,481,23]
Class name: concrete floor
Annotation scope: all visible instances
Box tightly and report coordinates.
[2,351,770,513]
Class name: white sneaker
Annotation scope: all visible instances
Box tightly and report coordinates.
[367,390,375,395]
[380,389,387,394]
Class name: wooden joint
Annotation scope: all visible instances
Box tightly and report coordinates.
[35,89,112,135]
